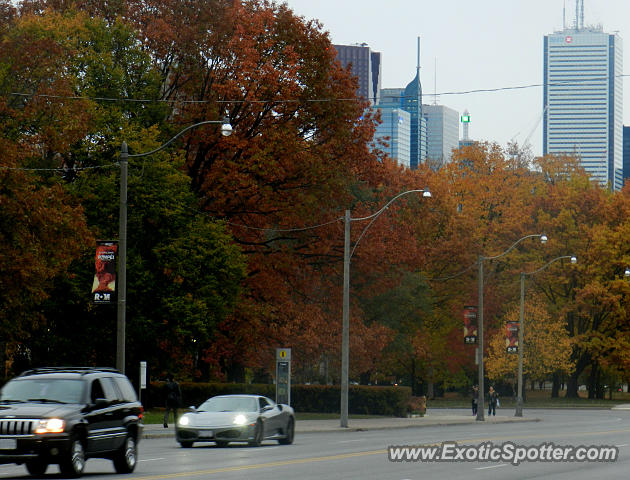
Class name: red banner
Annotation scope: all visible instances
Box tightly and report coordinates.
[506,321,519,353]
[463,306,478,344]
[92,241,117,304]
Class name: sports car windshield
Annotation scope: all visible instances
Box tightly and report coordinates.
[199,397,258,412]
[0,378,84,404]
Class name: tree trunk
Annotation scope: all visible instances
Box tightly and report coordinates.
[551,372,560,398]
[566,352,590,398]
[426,366,435,399]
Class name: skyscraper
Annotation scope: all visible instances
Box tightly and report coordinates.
[543,7,623,190]
[402,38,426,169]
[333,43,381,105]
[623,126,630,184]
[372,106,411,168]
[423,104,460,167]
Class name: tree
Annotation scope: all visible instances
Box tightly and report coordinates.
[486,294,574,388]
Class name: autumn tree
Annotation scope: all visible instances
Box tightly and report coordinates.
[486,294,574,392]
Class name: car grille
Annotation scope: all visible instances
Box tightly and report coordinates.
[0,419,36,436]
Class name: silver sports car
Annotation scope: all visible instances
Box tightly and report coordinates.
[175,394,295,447]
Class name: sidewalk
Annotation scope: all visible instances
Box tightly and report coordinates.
[142,410,540,439]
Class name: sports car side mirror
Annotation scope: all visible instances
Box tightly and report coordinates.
[277,404,283,411]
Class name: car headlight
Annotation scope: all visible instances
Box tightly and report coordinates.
[179,416,190,427]
[233,414,247,425]
[35,418,65,434]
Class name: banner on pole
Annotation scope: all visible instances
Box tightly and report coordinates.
[92,241,117,304]
[506,321,519,353]
[463,306,478,344]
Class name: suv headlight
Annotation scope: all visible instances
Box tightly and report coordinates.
[35,418,65,434]
[179,416,190,427]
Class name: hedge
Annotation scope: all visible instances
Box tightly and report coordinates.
[145,382,411,417]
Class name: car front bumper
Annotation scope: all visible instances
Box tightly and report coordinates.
[176,423,256,443]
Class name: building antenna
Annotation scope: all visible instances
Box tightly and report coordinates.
[433,57,438,105]
[580,0,584,29]
[563,0,566,30]
[416,37,421,74]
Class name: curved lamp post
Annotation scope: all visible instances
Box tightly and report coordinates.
[116,115,232,374]
[341,188,432,428]
[476,233,548,421]
[515,255,577,417]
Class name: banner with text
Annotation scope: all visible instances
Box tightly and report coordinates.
[92,241,117,304]
[506,321,519,353]
[463,306,478,344]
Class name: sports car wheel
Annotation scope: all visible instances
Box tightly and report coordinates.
[278,417,295,445]
[113,434,137,473]
[59,436,86,477]
[248,420,263,447]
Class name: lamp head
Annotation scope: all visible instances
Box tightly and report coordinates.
[625,268,630,278]
[570,256,577,264]
[540,234,548,244]
[220,115,233,137]
[422,189,432,198]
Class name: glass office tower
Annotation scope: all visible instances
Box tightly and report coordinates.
[543,27,623,190]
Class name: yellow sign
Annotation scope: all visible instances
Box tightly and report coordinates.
[276,348,291,361]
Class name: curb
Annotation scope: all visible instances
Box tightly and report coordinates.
[141,416,541,440]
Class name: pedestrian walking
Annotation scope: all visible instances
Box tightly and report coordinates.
[163,375,182,428]
[487,386,498,416]
[471,385,479,415]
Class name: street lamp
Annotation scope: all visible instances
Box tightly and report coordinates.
[476,233,547,421]
[340,188,432,428]
[116,115,232,374]
[515,255,577,417]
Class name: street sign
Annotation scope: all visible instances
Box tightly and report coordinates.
[275,348,291,405]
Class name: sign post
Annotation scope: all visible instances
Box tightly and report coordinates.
[275,348,291,405]
[139,361,147,403]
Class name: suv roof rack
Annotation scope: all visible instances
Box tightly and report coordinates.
[19,366,120,377]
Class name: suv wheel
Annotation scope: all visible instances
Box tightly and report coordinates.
[113,434,137,473]
[25,459,48,476]
[59,436,85,477]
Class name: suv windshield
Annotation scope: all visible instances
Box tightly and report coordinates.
[0,378,85,404]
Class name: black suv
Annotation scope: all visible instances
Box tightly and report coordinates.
[0,367,143,477]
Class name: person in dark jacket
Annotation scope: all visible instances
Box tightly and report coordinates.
[163,375,182,428]
[487,385,499,416]
[471,385,479,415]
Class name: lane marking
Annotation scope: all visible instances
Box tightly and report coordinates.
[134,426,630,478]
[476,464,508,470]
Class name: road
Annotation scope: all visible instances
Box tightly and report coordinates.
[1,409,629,479]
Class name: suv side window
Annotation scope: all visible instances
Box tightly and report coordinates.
[101,377,122,403]
[114,377,138,403]
[90,379,106,403]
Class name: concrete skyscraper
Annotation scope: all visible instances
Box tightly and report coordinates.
[333,43,381,105]
[543,1,623,190]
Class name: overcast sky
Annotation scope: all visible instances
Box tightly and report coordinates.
[282,0,630,156]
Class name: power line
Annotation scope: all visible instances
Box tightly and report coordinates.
[7,75,630,105]
[0,162,120,172]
